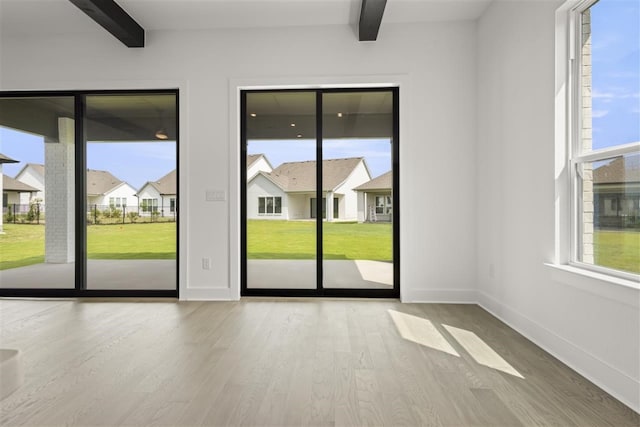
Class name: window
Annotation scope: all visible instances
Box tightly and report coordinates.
[375,195,392,215]
[141,198,158,213]
[258,196,282,215]
[121,197,127,207]
[570,0,640,277]
[109,197,114,207]
[169,198,175,213]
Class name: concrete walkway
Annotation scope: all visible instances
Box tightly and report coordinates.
[247,259,393,289]
[0,260,176,290]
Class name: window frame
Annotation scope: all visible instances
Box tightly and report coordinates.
[257,196,282,216]
[567,0,640,281]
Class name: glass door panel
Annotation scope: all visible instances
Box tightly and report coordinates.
[322,91,394,289]
[245,91,317,289]
[0,96,76,289]
[85,93,177,290]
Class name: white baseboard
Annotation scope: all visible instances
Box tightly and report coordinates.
[401,288,477,303]
[477,291,640,414]
[181,287,238,301]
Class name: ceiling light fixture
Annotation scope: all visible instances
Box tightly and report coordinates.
[250,113,257,117]
[290,123,296,127]
[337,112,343,118]
[296,134,302,138]
[155,128,169,140]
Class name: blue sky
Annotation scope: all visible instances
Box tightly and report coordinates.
[590,0,640,149]
[1,0,637,183]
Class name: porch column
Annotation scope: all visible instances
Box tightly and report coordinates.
[45,117,75,263]
[357,191,365,223]
[326,191,334,222]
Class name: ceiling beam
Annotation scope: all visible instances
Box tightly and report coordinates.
[68,0,144,47]
[358,0,387,41]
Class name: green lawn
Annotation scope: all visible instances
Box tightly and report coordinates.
[0,223,176,270]
[594,230,640,274]
[1,222,637,273]
[248,220,392,260]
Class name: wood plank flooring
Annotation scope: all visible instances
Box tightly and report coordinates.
[0,298,637,426]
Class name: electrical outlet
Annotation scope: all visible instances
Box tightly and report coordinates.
[202,258,211,270]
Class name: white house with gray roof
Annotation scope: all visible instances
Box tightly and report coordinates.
[14,163,138,210]
[354,170,393,223]
[247,157,371,221]
[137,169,177,217]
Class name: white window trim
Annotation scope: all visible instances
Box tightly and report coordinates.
[556,0,640,287]
[257,196,282,216]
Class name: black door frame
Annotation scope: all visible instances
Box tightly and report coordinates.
[241,87,400,298]
[0,89,179,298]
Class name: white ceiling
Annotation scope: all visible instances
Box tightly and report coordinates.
[0,0,493,35]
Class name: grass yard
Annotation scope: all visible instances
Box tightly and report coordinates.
[0,223,176,270]
[594,229,640,274]
[248,220,392,260]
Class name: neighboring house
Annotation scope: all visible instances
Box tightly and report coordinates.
[137,169,177,217]
[0,153,19,233]
[593,156,640,229]
[14,163,45,205]
[86,169,138,211]
[3,174,39,208]
[247,157,371,221]
[15,163,138,210]
[354,171,393,223]
[247,153,273,180]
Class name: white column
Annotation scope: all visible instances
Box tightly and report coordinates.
[326,191,334,222]
[45,117,75,263]
[357,191,365,223]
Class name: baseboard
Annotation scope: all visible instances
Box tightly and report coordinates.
[401,288,477,303]
[181,287,238,301]
[477,291,640,414]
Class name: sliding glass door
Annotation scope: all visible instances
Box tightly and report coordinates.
[242,88,398,297]
[0,90,178,297]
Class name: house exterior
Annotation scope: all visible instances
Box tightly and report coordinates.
[86,169,138,211]
[14,163,45,205]
[137,169,177,217]
[354,171,393,223]
[247,153,273,180]
[3,174,39,208]
[0,153,19,233]
[247,157,371,221]
[593,156,640,229]
[14,163,138,211]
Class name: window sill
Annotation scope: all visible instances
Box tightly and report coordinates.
[544,263,639,307]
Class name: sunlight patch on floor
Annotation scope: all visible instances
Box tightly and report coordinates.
[388,310,460,356]
[443,324,525,378]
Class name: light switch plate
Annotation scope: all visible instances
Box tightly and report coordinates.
[205,190,226,202]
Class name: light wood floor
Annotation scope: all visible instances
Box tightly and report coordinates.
[0,298,637,426]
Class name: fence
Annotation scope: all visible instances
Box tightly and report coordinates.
[2,203,176,225]
[2,203,44,224]
[87,204,177,225]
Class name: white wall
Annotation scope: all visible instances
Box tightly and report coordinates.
[247,156,272,181]
[476,0,639,411]
[16,167,44,204]
[247,174,288,220]
[335,160,371,220]
[1,20,477,301]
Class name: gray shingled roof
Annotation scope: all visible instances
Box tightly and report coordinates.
[3,174,39,192]
[594,156,640,184]
[354,171,392,191]
[142,169,176,195]
[247,154,263,168]
[0,153,18,164]
[86,169,126,196]
[261,157,365,192]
